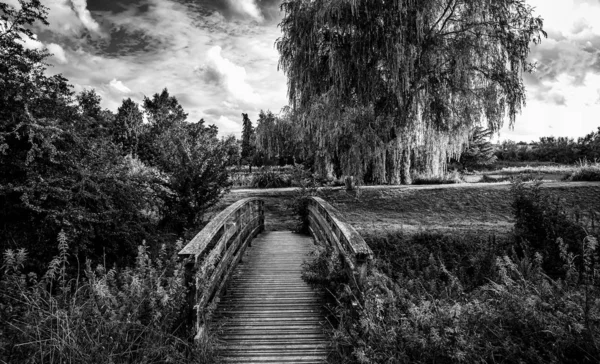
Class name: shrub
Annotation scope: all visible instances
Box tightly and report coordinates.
[566,165,600,181]
[0,233,218,364]
[479,172,540,183]
[479,174,511,183]
[412,170,463,185]
[304,233,600,364]
[511,179,590,276]
[250,168,292,188]
[286,171,319,233]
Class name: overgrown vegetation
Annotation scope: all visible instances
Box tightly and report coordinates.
[0,234,218,363]
[0,1,235,268]
[303,179,600,363]
[565,163,600,182]
[0,2,231,361]
[250,168,292,188]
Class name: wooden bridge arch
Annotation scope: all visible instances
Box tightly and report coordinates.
[179,195,373,361]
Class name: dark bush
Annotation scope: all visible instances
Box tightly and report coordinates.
[511,179,589,276]
[566,166,600,181]
[250,169,292,188]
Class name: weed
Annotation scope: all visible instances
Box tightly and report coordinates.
[301,180,600,363]
[0,234,219,364]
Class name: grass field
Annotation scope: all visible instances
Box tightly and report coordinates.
[215,181,600,235]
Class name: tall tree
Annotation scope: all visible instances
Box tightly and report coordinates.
[139,89,187,166]
[240,113,255,171]
[255,110,302,165]
[152,119,231,231]
[143,88,187,132]
[114,98,143,156]
[458,126,497,169]
[277,0,545,184]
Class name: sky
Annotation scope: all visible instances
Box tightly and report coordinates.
[7,0,600,141]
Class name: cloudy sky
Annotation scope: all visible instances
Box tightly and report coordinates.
[9,0,600,141]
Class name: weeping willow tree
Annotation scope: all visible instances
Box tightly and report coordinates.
[277,0,545,184]
[255,109,304,164]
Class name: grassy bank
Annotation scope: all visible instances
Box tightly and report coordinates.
[303,180,600,363]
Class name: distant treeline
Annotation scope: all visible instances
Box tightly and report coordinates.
[496,128,600,164]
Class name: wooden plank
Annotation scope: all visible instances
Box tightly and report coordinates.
[214,231,330,363]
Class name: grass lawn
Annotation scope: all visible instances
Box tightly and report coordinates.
[214,181,600,235]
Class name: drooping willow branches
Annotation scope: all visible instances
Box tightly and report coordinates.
[277,0,545,183]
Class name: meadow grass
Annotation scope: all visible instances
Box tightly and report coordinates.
[302,181,600,363]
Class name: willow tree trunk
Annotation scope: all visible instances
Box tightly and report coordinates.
[386,139,402,185]
[316,152,335,180]
[400,148,411,185]
[324,154,334,180]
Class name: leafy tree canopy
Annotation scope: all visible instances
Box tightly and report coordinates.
[277,0,546,183]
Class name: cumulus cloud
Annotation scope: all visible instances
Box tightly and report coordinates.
[43,0,105,37]
[109,79,131,94]
[35,0,287,137]
[71,0,103,35]
[46,43,68,64]
[226,0,264,22]
[197,46,261,104]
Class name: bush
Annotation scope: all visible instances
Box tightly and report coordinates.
[0,233,218,364]
[511,179,590,276]
[566,165,600,181]
[304,234,600,363]
[250,168,292,188]
[479,174,511,183]
[479,172,540,183]
[286,169,319,233]
[412,170,463,185]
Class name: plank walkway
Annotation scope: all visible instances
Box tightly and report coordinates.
[215,231,330,363]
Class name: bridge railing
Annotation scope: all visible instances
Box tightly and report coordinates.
[306,196,373,287]
[179,197,264,339]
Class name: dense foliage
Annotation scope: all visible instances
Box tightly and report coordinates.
[0,1,233,361]
[278,0,545,184]
[303,180,600,363]
[254,109,302,166]
[458,126,497,169]
[0,1,232,267]
[0,235,218,363]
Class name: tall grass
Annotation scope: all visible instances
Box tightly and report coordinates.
[302,179,600,363]
[0,233,219,364]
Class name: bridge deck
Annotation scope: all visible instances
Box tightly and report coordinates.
[215,231,329,363]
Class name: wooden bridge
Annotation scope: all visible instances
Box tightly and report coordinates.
[179,196,373,363]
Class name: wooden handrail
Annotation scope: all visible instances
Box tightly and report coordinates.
[306,196,373,287]
[179,197,264,340]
